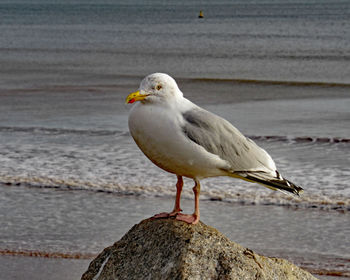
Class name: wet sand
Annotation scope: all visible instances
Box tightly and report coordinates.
[1,184,349,279]
[1,254,348,280]
[0,255,90,280]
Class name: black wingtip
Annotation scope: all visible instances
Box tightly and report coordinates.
[293,185,304,196]
[246,174,303,197]
[276,179,303,196]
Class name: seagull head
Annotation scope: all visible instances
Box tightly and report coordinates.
[126,73,183,104]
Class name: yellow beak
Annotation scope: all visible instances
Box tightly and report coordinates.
[125,91,149,104]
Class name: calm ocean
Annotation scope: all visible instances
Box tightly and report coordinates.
[0,0,349,279]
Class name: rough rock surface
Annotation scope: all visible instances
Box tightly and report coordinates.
[81,218,317,280]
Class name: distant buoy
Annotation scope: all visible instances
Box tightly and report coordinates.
[198,11,204,18]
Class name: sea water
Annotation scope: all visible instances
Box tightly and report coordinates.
[0,0,349,278]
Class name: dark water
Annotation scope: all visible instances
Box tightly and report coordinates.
[1,0,350,90]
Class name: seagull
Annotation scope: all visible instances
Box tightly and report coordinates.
[126,73,303,224]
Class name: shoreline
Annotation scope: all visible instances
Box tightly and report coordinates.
[1,180,349,213]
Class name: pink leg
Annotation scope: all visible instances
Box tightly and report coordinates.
[170,175,183,215]
[176,179,200,224]
[152,176,183,219]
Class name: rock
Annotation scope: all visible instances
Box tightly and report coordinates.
[81,218,317,280]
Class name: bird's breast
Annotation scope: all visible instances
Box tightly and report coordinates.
[128,104,228,178]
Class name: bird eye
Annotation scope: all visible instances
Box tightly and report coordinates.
[156,84,162,90]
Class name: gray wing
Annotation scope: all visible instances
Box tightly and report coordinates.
[181,107,303,196]
[181,107,275,172]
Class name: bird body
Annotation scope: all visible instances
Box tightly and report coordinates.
[129,99,230,179]
[126,73,303,224]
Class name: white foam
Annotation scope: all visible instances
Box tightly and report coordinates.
[0,128,349,212]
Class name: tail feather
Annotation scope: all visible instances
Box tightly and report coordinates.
[236,171,303,196]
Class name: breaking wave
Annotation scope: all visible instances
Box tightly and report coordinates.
[1,176,349,213]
